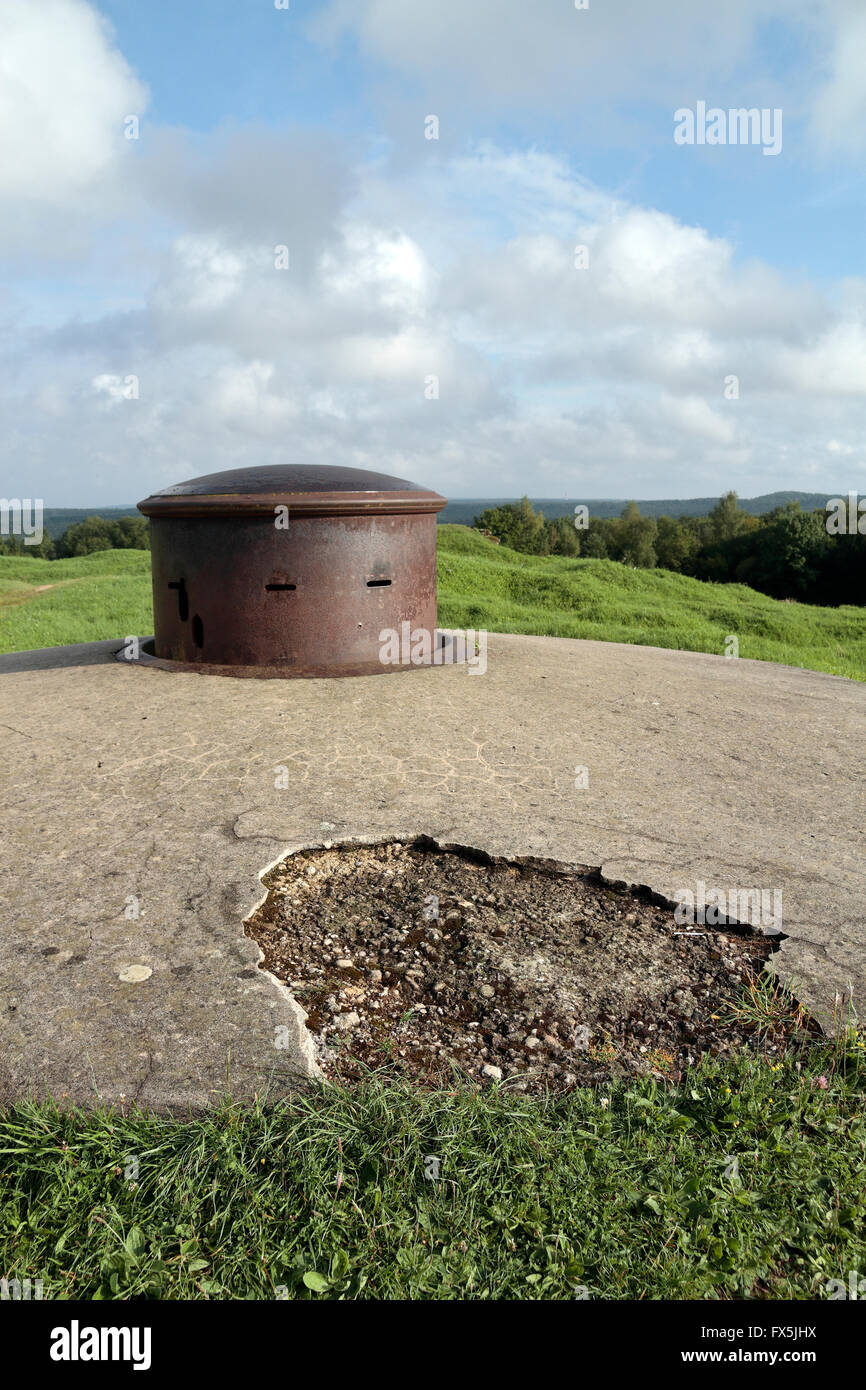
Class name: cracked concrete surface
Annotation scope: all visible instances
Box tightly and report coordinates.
[0,633,863,1112]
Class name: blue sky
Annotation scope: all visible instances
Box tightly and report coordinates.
[97,0,863,281]
[1,0,865,504]
[98,0,369,143]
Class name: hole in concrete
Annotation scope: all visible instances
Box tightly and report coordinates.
[265,582,296,592]
[192,614,204,648]
[246,838,815,1094]
[366,578,392,587]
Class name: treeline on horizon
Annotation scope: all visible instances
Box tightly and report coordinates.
[474,493,866,607]
[0,514,150,559]
[3,496,863,608]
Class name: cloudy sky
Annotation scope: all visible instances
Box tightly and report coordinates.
[1,0,865,505]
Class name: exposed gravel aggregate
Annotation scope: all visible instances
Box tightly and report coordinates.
[246,839,784,1092]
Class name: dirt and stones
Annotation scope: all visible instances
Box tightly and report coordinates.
[246,838,786,1093]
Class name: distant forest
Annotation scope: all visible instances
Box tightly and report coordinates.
[8,489,844,539]
[441,490,841,526]
[474,493,866,607]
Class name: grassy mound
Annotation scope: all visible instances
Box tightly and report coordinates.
[436,526,866,680]
[0,550,151,653]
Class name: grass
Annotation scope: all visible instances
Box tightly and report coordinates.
[0,550,151,654]
[436,526,866,681]
[2,528,863,680]
[722,972,815,1041]
[1,1040,864,1301]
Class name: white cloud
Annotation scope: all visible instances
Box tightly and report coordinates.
[91,373,137,406]
[209,361,298,433]
[153,238,248,314]
[322,226,432,318]
[309,0,797,109]
[5,136,866,503]
[0,0,147,202]
[771,321,866,396]
[808,0,866,154]
[313,0,866,165]
[2,3,865,505]
[657,394,737,446]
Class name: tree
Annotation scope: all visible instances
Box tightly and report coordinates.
[581,527,610,559]
[474,498,550,554]
[709,490,748,543]
[54,515,150,557]
[655,515,697,572]
[545,514,580,556]
[467,490,863,604]
[748,508,829,600]
[0,532,56,558]
[614,501,657,568]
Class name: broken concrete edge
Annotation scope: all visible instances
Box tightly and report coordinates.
[0,1059,317,1124]
[0,843,836,1127]
[250,828,793,942]
[242,831,825,1068]
[243,848,325,1087]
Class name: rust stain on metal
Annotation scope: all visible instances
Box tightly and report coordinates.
[137,465,447,677]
